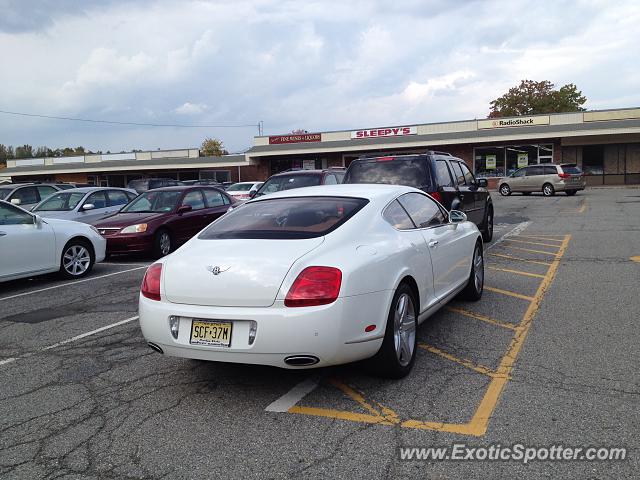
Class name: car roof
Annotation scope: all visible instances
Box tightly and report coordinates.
[250,183,420,202]
[146,185,222,192]
[55,186,135,194]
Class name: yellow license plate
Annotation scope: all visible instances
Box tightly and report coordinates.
[190,320,232,347]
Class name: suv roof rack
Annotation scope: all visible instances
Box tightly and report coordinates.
[429,150,453,156]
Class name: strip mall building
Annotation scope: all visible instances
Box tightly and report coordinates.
[3,107,640,187]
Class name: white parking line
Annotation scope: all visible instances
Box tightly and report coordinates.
[265,376,321,412]
[0,315,139,368]
[486,221,530,251]
[0,266,148,302]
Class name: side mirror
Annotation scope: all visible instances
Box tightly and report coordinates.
[82,203,95,211]
[249,190,257,199]
[477,178,488,188]
[10,198,21,206]
[33,214,43,227]
[449,210,467,224]
[177,204,192,215]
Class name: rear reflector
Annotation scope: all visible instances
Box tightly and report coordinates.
[141,263,162,301]
[285,266,342,307]
[558,173,571,179]
[376,156,395,162]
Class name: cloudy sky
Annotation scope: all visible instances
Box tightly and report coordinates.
[0,0,639,153]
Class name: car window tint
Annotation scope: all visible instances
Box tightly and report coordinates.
[527,166,544,176]
[383,200,416,230]
[34,192,85,211]
[11,187,38,205]
[561,165,582,175]
[85,191,107,208]
[345,157,431,188]
[512,168,526,178]
[435,160,454,187]
[36,186,57,199]
[199,197,368,240]
[458,162,476,185]
[451,162,466,185]
[107,190,130,206]
[544,166,558,175]
[182,190,206,210]
[0,203,33,225]
[398,192,446,228]
[203,189,225,207]
[324,174,338,185]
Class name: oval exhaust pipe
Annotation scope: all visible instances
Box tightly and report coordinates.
[147,342,164,354]
[284,355,319,367]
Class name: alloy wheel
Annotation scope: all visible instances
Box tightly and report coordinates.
[159,232,171,256]
[393,293,416,367]
[473,246,484,292]
[500,185,511,196]
[63,245,91,276]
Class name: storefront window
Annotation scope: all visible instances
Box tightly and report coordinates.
[474,144,554,177]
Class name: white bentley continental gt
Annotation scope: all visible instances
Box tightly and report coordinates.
[138,184,484,378]
[0,199,106,282]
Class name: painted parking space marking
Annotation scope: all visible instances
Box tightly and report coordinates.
[502,244,559,256]
[484,286,535,301]
[270,232,571,437]
[487,266,546,279]
[487,252,552,266]
[502,238,564,248]
[631,256,640,263]
[510,235,563,244]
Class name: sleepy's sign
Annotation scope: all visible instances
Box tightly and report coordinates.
[351,126,417,139]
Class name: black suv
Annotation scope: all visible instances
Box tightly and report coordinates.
[252,167,346,198]
[343,152,493,241]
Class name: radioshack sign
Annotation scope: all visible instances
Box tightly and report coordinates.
[351,126,417,139]
[477,116,550,129]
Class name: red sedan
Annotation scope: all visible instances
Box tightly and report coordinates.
[93,186,235,257]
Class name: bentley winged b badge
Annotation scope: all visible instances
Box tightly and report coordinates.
[206,265,230,276]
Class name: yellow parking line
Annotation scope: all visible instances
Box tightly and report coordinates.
[419,344,501,378]
[503,238,563,249]
[467,234,571,436]
[329,378,400,424]
[484,286,535,301]
[488,252,552,266]
[288,406,397,425]
[502,245,559,256]
[517,234,565,239]
[578,201,587,213]
[446,306,517,330]
[511,235,563,244]
[488,266,546,279]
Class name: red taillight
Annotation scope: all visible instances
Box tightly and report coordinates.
[285,266,342,307]
[141,263,162,301]
[376,156,395,162]
[558,173,571,179]
[430,191,443,204]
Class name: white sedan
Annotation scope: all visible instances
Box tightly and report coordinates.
[0,200,106,282]
[138,184,483,378]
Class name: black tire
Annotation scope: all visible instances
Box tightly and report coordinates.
[542,183,555,197]
[153,229,173,258]
[481,206,493,243]
[565,190,577,196]
[499,184,511,196]
[59,239,95,279]
[460,241,484,301]
[369,283,418,379]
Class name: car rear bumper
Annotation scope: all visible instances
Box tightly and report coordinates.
[138,290,393,369]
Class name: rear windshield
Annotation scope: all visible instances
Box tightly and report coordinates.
[255,174,321,197]
[344,157,431,188]
[199,196,368,239]
[561,164,582,175]
[228,183,254,191]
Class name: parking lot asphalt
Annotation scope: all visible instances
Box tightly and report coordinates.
[1,187,638,479]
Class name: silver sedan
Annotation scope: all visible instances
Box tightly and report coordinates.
[31,187,138,224]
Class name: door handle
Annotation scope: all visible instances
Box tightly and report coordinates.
[428,240,438,248]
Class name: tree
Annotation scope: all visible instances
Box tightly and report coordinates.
[0,144,11,161]
[14,144,34,158]
[200,137,228,156]
[488,80,587,118]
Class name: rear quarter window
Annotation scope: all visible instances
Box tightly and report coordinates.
[561,165,582,175]
[344,157,431,188]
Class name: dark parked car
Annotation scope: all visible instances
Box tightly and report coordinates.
[127,178,183,194]
[93,186,235,257]
[0,183,65,210]
[343,152,493,241]
[252,167,346,198]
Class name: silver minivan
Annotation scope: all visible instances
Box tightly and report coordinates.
[498,163,586,197]
[32,187,138,224]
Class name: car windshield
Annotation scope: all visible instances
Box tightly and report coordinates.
[228,183,254,191]
[33,192,86,211]
[256,174,321,196]
[199,196,368,239]
[121,190,182,213]
[344,157,432,188]
[0,188,13,200]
